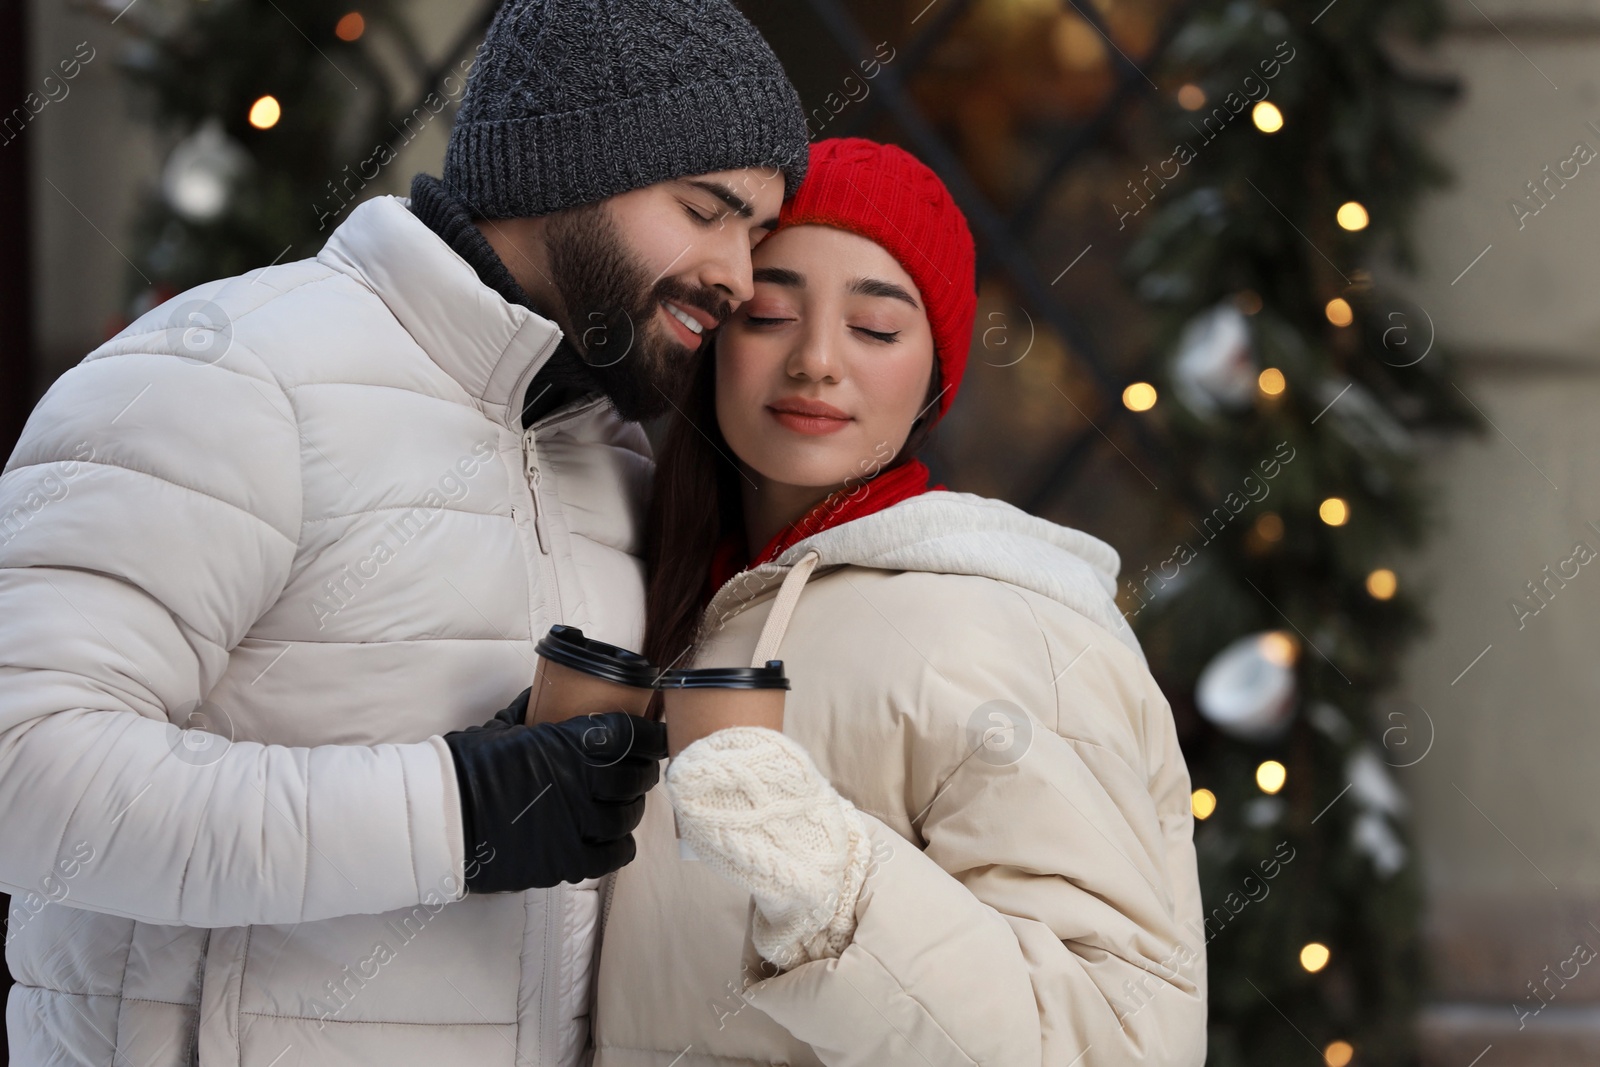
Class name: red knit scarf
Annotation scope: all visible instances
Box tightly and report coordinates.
[707,459,939,599]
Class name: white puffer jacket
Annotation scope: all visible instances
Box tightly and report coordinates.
[0,195,650,1066]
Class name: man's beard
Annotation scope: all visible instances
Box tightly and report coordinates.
[545,200,731,422]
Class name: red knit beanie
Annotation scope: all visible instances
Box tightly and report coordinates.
[772,138,977,421]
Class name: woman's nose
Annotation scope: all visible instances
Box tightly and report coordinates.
[786,321,842,383]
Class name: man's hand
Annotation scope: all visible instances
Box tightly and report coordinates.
[444,689,667,893]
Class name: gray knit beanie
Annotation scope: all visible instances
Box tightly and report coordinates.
[443,0,809,219]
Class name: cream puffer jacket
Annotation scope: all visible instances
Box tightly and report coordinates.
[0,195,650,1067]
[593,492,1206,1066]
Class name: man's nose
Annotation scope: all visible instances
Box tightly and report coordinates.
[695,234,756,305]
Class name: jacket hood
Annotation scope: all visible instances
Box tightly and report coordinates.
[775,490,1144,662]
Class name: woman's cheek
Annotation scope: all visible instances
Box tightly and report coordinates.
[714,341,768,457]
[862,348,934,454]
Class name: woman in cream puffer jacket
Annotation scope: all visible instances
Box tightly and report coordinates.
[594,502,1207,1066]
[590,138,1205,1065]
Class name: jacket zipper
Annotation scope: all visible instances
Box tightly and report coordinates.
[514,394,616,633]
[522,426,550,554]
[600,869,617,933]
[188,930,211,1067]
[520,425,563,630]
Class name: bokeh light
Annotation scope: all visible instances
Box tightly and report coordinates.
[1337,201,1370,231]
[248,95,281,130]
[335,12,366,41]
[1252,100,1284,133]
[1366,568,1397,600]
[1123,382,1158,412]
[1256,760,1287,795]
[1301,941,1331,972]
[1259,631,1297,667]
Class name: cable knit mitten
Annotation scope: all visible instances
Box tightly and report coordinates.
[665,727,873,971]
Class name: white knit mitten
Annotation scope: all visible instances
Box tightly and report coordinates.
[665,727,872,971]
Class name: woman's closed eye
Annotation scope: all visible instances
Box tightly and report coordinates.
[742,317,900,343]
[853,326,900,344]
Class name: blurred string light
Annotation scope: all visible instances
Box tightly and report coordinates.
[1257,367,1285,396]
[1191,788,1217,820]
[1324,1040,1355,1067]
[1234,289,1263,315]
[1320,497,1349,527]
[335,12,366,41]
[1051,13,1107,71]
[1253,512,1284,543]
[1177,83,1206,110]
[1300,941,1331,973]
[1258,630,1296,666]
[1255,760,1287,794]
[1324,297,1353,326]
[1366,568,1397,600]
[1123,382,1158,411]
[248,95,281,130]
[1337,201,1370,231]
[1251,100,1284,133]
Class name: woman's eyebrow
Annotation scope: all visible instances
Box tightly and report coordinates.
[753,266,805,287]
[848,276,920,309]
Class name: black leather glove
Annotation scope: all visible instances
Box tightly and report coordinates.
[443,689,668,893]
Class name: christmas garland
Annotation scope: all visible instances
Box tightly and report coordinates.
[1124,1,1476,1063]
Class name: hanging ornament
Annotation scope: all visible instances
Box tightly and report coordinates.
[1316,377,1416,460]
[1347,747,1408,817]
[1195,631,1297,741]
[1172,302,1257,416]
[161,118,251,223]
[1352,810,1407,878]
[1308,701,1352,743]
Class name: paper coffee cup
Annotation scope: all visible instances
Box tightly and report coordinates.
[657,661,790,858]
[527,625,657,726]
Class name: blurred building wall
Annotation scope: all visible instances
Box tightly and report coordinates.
[25,0,464,391]
[27,0,153,390]
[1400,0,1600,1062]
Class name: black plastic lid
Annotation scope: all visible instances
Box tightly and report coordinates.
[655,660,790,691]
[535,625,658,689]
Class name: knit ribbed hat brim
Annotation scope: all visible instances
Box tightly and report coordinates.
[446,76,805,219]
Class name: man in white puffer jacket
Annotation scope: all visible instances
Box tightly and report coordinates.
[0,2,808,1064]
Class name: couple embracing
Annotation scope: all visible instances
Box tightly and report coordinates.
[0,1,1204,1064]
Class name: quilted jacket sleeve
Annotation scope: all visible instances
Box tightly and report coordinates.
[0,346,465,929]
[745,600,1206,1066]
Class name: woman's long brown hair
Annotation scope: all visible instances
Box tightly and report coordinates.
[642,345,744,673]
[643,338,943,674]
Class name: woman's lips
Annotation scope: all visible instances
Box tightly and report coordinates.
[767,403,852,436]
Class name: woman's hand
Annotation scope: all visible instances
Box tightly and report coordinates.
[666,727,872,970]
